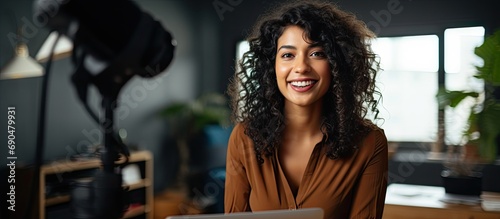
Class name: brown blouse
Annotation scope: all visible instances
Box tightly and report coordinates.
[224,123,388,219]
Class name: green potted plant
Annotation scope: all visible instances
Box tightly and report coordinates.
[159,92,232,184]
[161,92,231,136]
[437,30,500,195]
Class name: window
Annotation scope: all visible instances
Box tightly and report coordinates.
[236,41,250,67]
[371,35,439,142]
[372,27,484,143]
[444,27,485,145]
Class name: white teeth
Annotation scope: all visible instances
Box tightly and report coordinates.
[290,80,314,87]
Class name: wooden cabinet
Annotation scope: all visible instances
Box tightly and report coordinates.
[383,184,500,219]
[19,150,153,219]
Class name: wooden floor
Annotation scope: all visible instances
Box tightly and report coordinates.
[153,187,204,219]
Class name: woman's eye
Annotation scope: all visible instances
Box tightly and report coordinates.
[311,51,326,57]
[281,53,294,58]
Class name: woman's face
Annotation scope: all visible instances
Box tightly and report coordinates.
[275,25,331,108]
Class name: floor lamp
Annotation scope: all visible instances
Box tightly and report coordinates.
[0,35,44,79]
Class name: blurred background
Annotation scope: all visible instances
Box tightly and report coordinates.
[1,0,499,218]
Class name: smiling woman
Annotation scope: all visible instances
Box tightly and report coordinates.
[275,25,331,107]
[225,0,388,218]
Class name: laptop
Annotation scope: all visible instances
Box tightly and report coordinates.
[165,208,324,219]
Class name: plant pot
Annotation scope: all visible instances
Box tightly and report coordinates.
[441,170,482,196]
[203,125,233,147]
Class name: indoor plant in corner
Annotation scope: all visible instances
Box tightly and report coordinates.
[160,92,231,191]
[437,30,500,196]
[160,92,232,213]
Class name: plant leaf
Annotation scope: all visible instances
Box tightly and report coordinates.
[436,89,479,108]
[473,102,500,162]
[160,103,190,116]
[475,30,500,86]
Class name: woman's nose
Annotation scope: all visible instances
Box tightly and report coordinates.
[293,55,310,73]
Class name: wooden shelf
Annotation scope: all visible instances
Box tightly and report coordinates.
[45,195,70,207]
[33,150,153,219]
[43,159,101,175]
[42,150,152,175]
[127,178,151,191]
[44,178,151,207]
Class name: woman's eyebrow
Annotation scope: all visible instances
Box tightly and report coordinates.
[277,45,296,51]
[277,44,322,51]
[277,43,322,51]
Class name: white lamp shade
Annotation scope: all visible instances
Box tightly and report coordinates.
[0,43,44,80]
[36,31,73,63]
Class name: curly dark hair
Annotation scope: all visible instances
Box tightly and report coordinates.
[227,0,382,163]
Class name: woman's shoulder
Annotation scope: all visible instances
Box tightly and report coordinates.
[367,124,386,138]
[360,121,388,149]
[362,119,385,135]
[227,123,256,161]
[228,123,253,147]
[231,122,247,136]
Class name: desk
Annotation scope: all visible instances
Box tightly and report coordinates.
[383,184,500,219]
